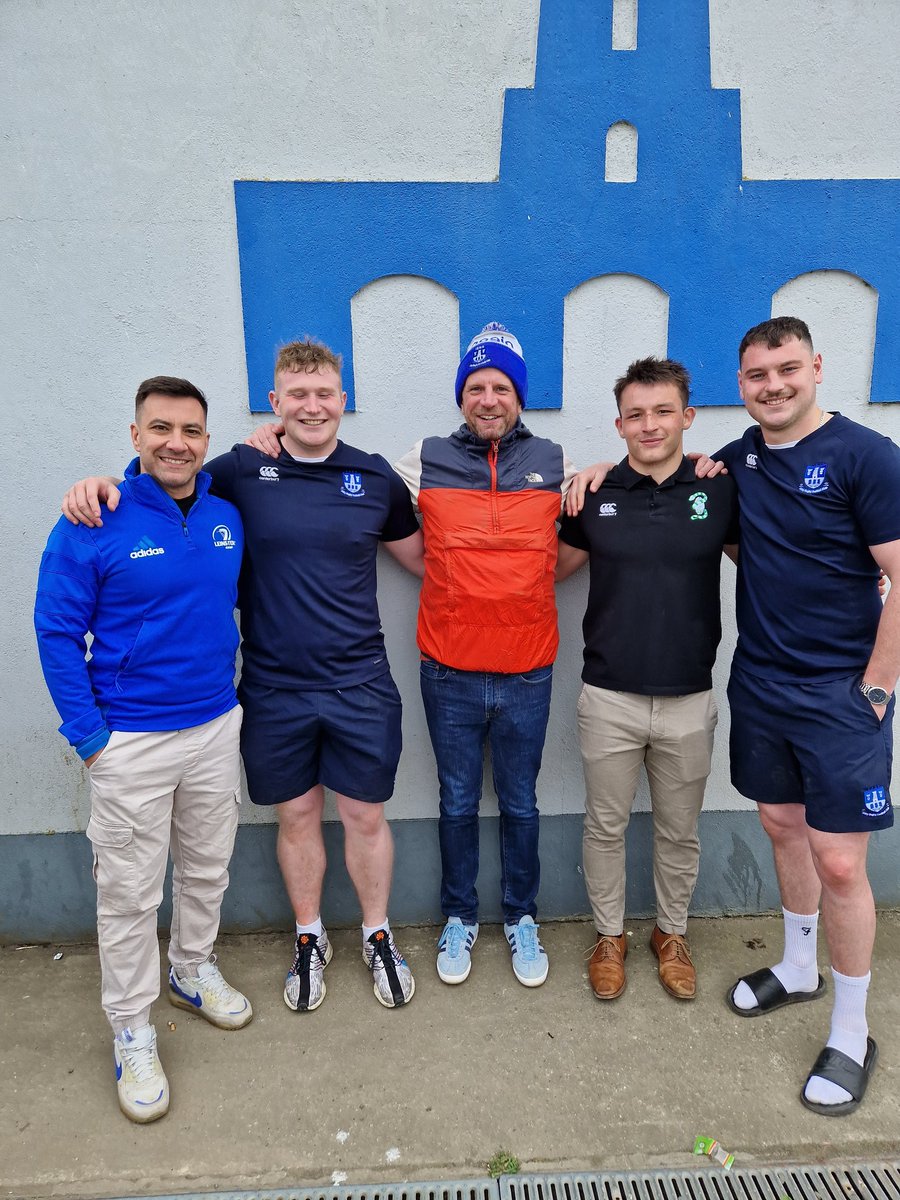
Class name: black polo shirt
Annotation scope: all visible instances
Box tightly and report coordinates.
[559,456,739,695]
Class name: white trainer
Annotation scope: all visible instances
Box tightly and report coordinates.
[168,956,253,1029]
[284,929,333,1012]
[363,928,415,1007]
[114,1025,169,1123]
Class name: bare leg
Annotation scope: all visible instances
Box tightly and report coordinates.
[760,802,821,912]
[276,787,327,924]
[803,828,873,1107]
[335,793,393,927]
[807,829,874,976]
[731,802,821,1010]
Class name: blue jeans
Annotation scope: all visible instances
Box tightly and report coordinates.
[419,658,553,924]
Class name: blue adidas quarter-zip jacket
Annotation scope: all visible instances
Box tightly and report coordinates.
[35,458,243,760]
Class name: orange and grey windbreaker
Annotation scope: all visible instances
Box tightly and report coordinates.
[394,421,576,673]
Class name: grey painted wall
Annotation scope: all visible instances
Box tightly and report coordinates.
[3,1,900,938]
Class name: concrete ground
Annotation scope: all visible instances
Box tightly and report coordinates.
[2,913,899,1200]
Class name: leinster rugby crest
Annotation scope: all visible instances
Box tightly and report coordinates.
[799,463,828,494]
[341,471,365,498]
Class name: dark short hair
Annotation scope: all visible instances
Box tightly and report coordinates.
[738,316,813,363]
[613,357,692,410]
[134,376,208,420]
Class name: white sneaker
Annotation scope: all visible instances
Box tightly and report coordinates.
[363,929,415,1007]
[113,1025,169,1123]
[284,929,333,1012]
[168,956,253,1029]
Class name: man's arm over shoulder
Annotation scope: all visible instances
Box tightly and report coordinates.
[61,476,122,527]
[34,520,110,761]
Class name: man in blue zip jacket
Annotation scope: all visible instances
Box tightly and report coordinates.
[35,377,250,1124]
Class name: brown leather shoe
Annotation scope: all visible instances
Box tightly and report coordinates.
[650,926,696,1000]
[588,933,627,1000]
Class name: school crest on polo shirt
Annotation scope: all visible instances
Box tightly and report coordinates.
[341,471,365,497]
[799,463,829,494]
[688,491,708,520]
[862,786,889,817]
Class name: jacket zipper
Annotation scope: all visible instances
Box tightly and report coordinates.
[489,442,500,533]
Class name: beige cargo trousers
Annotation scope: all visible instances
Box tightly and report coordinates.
[85,706,242,1033]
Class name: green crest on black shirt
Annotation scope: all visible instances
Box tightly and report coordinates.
[688,491,708,520]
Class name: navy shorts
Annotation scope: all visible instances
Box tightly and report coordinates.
[728,668,894,833]
[238,672,403,806]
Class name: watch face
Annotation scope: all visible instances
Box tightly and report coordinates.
[864,685,889,705]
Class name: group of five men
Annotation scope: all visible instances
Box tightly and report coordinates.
[36,316,899,1126]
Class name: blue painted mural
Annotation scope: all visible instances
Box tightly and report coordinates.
[234,1,900,411]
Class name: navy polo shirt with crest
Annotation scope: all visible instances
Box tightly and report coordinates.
[718,414,900,682]
[206,442,419,690]
[559,456,738,695]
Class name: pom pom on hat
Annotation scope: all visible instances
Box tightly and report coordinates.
[455,322,528,408]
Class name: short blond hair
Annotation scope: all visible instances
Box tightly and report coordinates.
[274,337,342,382]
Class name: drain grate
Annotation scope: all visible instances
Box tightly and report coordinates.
[107,1181,497,1200]
[501,1165,900,1200]
[104,1167,900,1200]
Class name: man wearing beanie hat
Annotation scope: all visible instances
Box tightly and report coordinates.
[395,322,577,988]
[228,322,578,987]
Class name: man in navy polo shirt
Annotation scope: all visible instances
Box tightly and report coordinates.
[60,341,425,1013]
[557,358,738,1004]
[722,317,900,1116]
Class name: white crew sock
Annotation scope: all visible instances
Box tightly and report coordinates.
[362,920,390,942]
[731,907,819,1010]
[296,916,324,938]
[803,969,870,1107]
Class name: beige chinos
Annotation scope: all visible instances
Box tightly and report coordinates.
[577,684,716,936]
[86,706,242,1033]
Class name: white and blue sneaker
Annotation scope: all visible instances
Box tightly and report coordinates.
[168,956,253,1029]
[504,915,549,987]
[113,1024,169,1123]
[436,917,479,984]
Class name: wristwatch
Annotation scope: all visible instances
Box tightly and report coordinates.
[859,680,890,705]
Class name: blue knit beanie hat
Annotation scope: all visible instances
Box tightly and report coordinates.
[455,322,528,408]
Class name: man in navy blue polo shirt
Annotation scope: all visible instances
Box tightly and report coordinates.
[722,317,900,1116]
[557,358,738,1004]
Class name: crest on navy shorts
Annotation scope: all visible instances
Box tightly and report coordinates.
[799,463,829,494]
[341,471,365,497]
[862,786,889,817]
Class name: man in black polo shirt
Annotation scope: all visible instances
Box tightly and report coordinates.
[557,357,738,1002]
